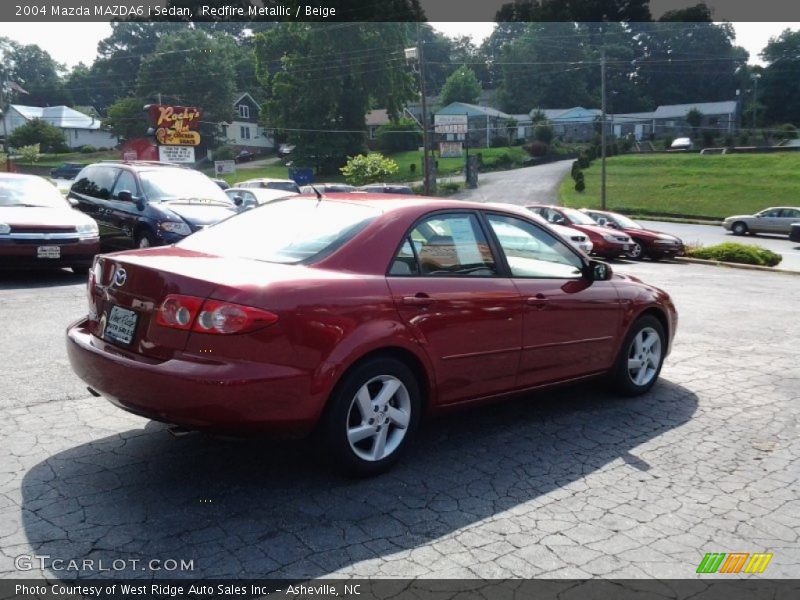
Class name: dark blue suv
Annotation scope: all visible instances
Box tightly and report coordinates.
[69,161,237,249]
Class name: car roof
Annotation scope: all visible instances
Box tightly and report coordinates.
[238,177,296,183]
[293,193,536,216]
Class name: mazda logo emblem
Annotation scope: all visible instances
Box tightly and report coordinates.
[113,268,127,287]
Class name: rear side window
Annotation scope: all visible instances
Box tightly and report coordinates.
[72,166,117,200]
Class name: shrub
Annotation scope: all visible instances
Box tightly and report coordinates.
[523,140,548,157]
[8,118,68,153]
[577,151,590,169]
[687,243,782,267]
[438,181,462,194]
[214,146,235,161]
[409,163,416,174]
[78,145,97,154]
[571,160,581,180]
[587,145,597,161]
[777,123,797,140]
[574,171,585,192]
[533,123,554,144]
[340,152,399,185]
[723,135,735,147]
[376,119,422,153]
[18,144,41,165]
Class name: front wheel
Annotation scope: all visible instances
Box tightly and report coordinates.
[136,230,157,248]
[320,357,421,477]
[610,315,666,396]
[627,240,646,260]
[731,221,748,236]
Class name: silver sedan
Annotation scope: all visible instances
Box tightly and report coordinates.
[723,206,800,236]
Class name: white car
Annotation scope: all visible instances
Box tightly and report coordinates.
[225,187,298,211]
[485,202,593,254]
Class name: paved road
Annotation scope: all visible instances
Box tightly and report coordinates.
[453,160,574,206]
[639,220,800,272]
[1,261,798,579]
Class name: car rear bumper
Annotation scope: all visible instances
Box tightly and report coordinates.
[66,318,321,435]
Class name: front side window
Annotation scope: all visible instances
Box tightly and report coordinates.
[487,214,583,279]
[111,171,138,200]
[390,213,496,277]
[72,166,117,200]
[759,208,781,218]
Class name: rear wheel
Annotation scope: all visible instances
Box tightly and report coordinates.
[321,357,421,477]
[610,315,666,396]
[731,221,748,236]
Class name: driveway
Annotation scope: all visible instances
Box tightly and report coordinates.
[0,261,798,579]
[452,159,574,205]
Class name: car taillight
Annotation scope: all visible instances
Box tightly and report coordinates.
[155,295,278,334]
[156,294,204,330]
[193,299,278,334]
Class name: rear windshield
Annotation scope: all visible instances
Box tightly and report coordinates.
[178,198,381,264]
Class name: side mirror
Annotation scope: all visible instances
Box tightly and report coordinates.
[585,259,613,281]
[233,195,243,207]
[117,190,133,202]
[67,197,79,208]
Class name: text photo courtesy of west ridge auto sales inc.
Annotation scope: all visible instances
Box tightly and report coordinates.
[0,1,799,599]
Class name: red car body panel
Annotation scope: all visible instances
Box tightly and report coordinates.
[526,205,630,258]
[582,210,685,259]
[67,196,677,435]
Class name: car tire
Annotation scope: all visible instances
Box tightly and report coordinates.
[136,230,157,248]
[627,239,646,260]
[731,221,748,236]
[609,315,666,396]
[320,357,421,477]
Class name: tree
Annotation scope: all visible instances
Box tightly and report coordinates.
[440,66,482,106]
[8,119,67,153]
[760,29,800,124]
[340,153,399,186]
[104,98,148,141]
[686,108,703,138]
[0,37,70,107]
[255,23,415,172]
[376,119,422,153]
[534,123,554,144]
[495,0,651,22]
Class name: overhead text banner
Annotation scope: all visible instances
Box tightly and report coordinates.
[1,0,800,22]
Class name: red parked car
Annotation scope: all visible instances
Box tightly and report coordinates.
[526,205,633,259]
[1,173,99,274]
[67,196,677,475]
[581,209,685,261]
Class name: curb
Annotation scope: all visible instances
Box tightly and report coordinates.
[674,256,800,276]
[627,216,723,226]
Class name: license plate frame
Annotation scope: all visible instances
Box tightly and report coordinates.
[37,245,61,259]
[104,305,138,346]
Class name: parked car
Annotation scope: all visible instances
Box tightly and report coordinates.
[50,163,85,180]
[278,144,295,157]
[67,195,677,476]
[526,205,633,258]
[225,187,299,210]
[790,222,800,243]
[0,173,99,274]
[487,203,592,254]
[299,183,357,194]
[234,150,255,163]
[670,137,693,150]
[722,207,800,236]
[68,161,237,249]
[212,179,230,190]
[581,209,684,261]
[358,183,414,195]
[235,178,301,194]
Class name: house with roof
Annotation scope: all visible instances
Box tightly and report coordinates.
[436,102,523,148]
[530,107,601,142]
[219,93,274,153]
[2,104,118,150]
[610,100,739,140]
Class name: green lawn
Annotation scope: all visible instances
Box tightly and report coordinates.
[559,153,800,219]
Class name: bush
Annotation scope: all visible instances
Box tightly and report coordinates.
[687,243,782,267]
[340,152,399,185]
[214,146,235,161]
[78,145,97,154]
[577,151,590,169]
[376,119,422,153]
[574,171,585,192]
[533,123,554,145]
[523,140,548,157]
[409,163,416,174]
[18,144,40,165]
[571,160,581,180]
[8,118,68,153]
[587,145,597,161]
[778,123,797,140]
[490,136,507,148]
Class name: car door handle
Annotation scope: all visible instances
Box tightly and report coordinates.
[526,294,548,308]
[403,293,433,307]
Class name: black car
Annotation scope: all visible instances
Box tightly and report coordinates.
[790,223,800,243]
[68,161,237,249]
[50,163,85,180]
[234,150,255,163]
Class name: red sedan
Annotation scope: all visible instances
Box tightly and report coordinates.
[581,209,685,261]
[526,204,633,259]
[67,196,677,476]
[1,173,99,274]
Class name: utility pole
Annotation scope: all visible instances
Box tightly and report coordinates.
[751,73,760,129]
[600,48,607,211]
[416,26,432,195]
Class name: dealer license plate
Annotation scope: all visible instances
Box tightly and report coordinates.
[37,246,60,259]
[104,305,138,346]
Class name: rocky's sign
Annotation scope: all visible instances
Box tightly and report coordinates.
[147,104,202,146]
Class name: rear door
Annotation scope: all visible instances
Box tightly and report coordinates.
[483,212,622,387]
[106,169,140,249]
[69,166,115,238]
[386,211,523,405]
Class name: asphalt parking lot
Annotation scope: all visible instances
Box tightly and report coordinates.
[0,261,798,579]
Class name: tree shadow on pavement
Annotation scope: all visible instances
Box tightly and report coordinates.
[21,379,697,579]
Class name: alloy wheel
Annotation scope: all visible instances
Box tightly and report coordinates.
[627,327,662,387]
[628,241,644,259]
[346,375,411,462]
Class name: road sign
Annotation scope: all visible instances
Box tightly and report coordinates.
[214,160,236,175]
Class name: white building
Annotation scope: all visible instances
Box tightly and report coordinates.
[3,105,118,150]
[219,93,274,152]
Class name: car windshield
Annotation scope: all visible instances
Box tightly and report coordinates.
[178,198,381,263]
[139,169,233,204]
[561,207,598,225]
[609,213,642,229]
[0,176,69,209]
[265,181,299,192]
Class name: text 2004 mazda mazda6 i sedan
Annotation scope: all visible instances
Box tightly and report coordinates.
[67,196,677,476]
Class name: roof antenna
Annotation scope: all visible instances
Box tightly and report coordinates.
[309,184,323,202]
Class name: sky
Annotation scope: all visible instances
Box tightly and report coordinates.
[0,22,797,69]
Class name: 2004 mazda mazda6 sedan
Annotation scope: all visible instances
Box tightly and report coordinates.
[67,195,677,476]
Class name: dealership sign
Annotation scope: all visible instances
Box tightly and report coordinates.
[147,104,202,146]
[435,114,468,134]
[439,142,463,158]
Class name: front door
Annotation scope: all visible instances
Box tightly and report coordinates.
[386,212,523,405]
[483,213,622,387]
